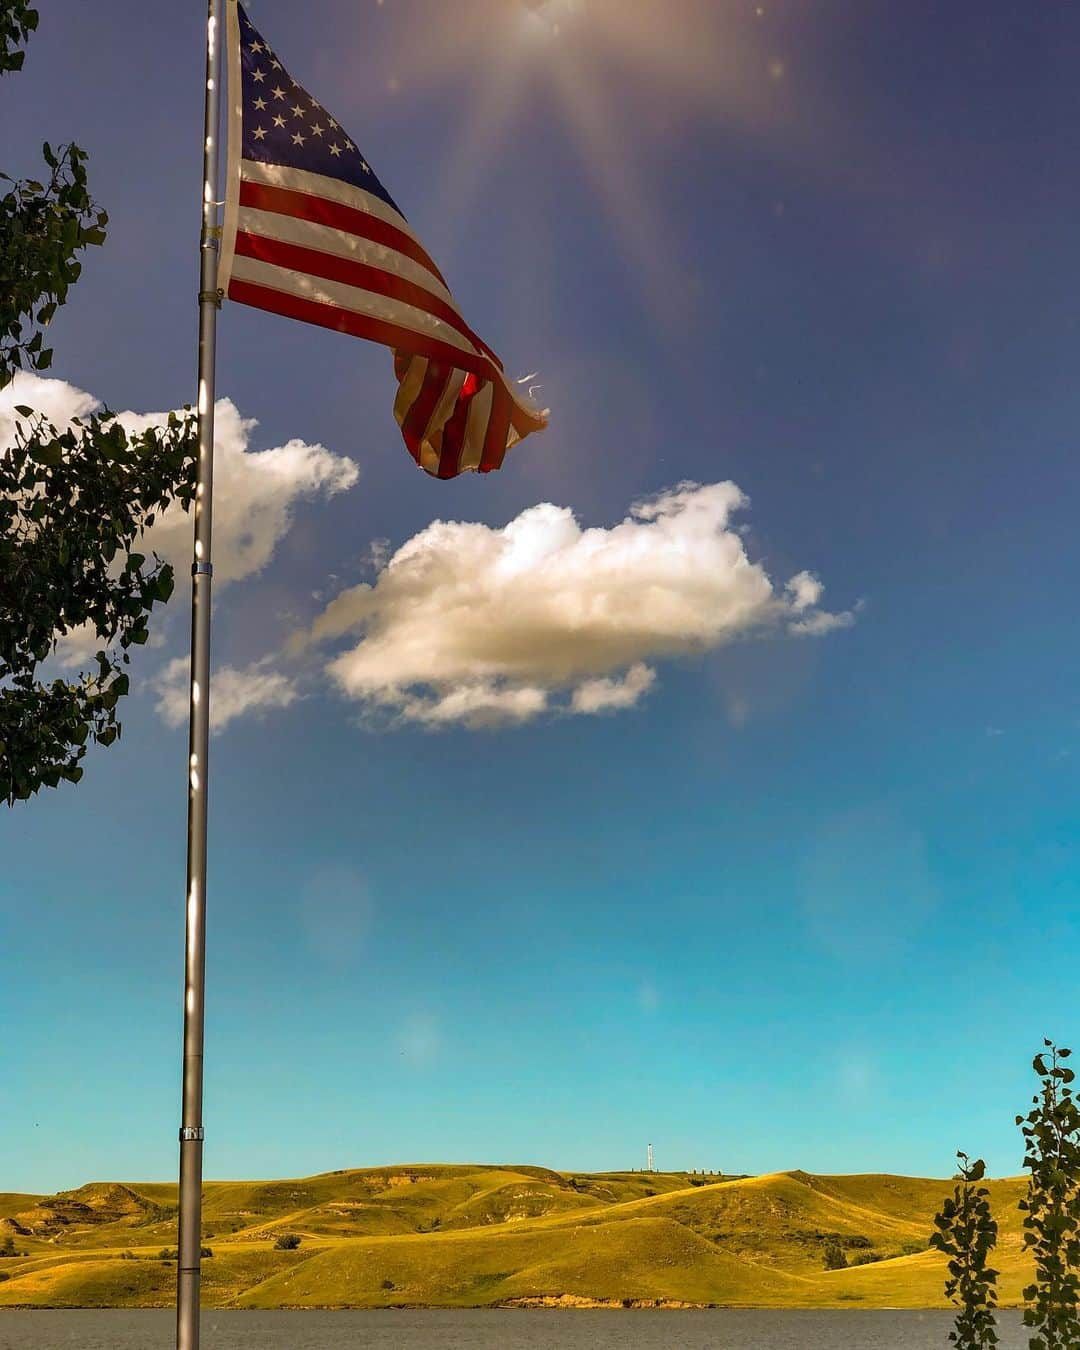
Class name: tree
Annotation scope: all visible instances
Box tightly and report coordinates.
[1018,1042,1080,1349]
[930,1151,1000,1349]
[1,0,196,804]
[274,1233,302,1250]
[0,0,36,75]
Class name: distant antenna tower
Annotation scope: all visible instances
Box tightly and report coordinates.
[647,1143,655,1173]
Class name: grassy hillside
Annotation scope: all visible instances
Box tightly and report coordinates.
[0,1164,1036,1310]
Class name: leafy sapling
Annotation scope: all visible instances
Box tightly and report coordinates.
[931,1152,1000,1349]
[1018,1042,1080,1350]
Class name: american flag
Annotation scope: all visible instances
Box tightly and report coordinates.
[218,3,548,478]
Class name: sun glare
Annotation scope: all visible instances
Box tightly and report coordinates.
[361,1,802,319]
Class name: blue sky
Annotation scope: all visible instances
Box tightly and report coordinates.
[2,0,1078,1194]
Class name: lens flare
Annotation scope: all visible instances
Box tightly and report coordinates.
[358,1,811,319]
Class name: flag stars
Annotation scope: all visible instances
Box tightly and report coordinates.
[291,103,306,118]
[291,131,306,146]
[345,139,356,152]
[253,96,267,110]
[272,113,286,128]
[252,68,266,83]
[311,123,325,137]
[253,126,268,140]
[271,85,286,100]
[360,160,370,174]
[270,58,282,70]
[329,143,342,157]
[249,39,264,53]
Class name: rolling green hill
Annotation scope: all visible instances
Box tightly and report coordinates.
[0,1164,1035,1310]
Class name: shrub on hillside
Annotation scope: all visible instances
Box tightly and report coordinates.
[823,1241,847,1270]
[274,1233,302,1250]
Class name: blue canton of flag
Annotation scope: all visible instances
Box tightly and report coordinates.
[218,2,547,477]
[236,7,401,215]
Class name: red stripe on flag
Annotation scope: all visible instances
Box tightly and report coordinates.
[436,387,474,479]
[479,380,513,473]
[227,279,500,383]
[239,180,449,289]
[400,361,449,460]
[234,231,494,362]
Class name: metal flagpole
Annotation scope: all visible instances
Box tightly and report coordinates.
[177,1,224,1347]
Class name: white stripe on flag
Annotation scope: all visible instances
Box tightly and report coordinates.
[236,206,457,308]
[458,381,495,473]
[228,255,484,359]
[425,367,468,447]
[393,355,429,425]
[240,160,425,247]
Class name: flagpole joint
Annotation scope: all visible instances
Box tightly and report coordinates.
[179,1126,205,1143]
[192,562,213,577]
[198,288,224,307]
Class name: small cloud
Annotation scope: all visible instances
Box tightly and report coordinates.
[571,664,656,715]
[155,657,300,733]
[1,375,359,593]
[785,570,822,612]
[986,726,1004,737]
[306,480,856,728]
[3,373,360,677]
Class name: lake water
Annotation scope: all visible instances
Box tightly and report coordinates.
[0,1309,1032,1348]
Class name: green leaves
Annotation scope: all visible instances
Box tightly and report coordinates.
[0,1,37,75]
[0,139,108,389]
[934,1046,1080,1350]
[1018,1042,1080,1350]
[0,1,197,804]
[1,405,197,805]
[932,1152,1000,1349]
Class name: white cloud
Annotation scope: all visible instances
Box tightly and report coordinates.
[571,663,656,715]
[306,480,856,727]
[785,570,823,612]
[154,656,300,733]
[0,372,97,440]
[788,608,857,637]
[2,373,359,669]
[118,397,358,585]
